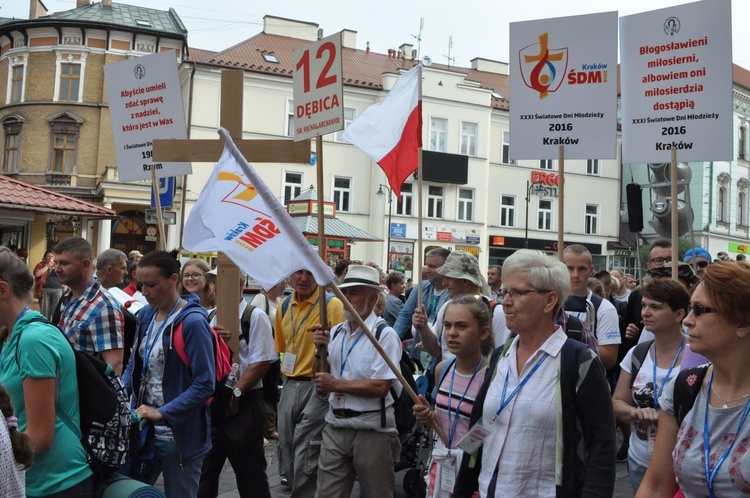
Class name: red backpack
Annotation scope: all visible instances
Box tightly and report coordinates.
[172,311,233,385]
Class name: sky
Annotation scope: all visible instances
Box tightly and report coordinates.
[3,0,750,70]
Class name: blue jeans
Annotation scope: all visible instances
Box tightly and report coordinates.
[43,475,94,498]
[140,439,204,498]
[628,455,648,492]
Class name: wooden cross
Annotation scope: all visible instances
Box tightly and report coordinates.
[152,69,310,359]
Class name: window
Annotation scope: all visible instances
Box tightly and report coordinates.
[502,131,512,164]
[538,199,552,230]
[457,188,474,221]
[740,126,747,161]
[540,159,554,170]
[427,186,443,218]
[2,133,20,173]
[586,159,600,176]
[396,183,413,216]
[718,186,728,222]
[283,172,302,204]
[335,108,355,142]
[333,177,351,212]
[500,195,516,227]
[58,63,81,101]
[460,122,477,156]
[262,52,279,63]
[286,100,295,137]
[52,133,76,172]
[585,204,599,234]
[739,190,747,226]
[429,118,447,152]
[10,65,24,103]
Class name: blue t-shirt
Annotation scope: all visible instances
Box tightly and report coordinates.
[0,311,91,496]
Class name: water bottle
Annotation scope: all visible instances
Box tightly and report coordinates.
[225,363,239,388]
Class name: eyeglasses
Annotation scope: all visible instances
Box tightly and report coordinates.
[499,288,550,300]
[696,261,710,268]
[688,304,715,317]
[649,257,673,265]
[182,273,204,280]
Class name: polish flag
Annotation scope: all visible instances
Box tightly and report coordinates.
[341,64,422,198]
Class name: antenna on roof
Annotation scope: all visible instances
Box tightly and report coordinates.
[411,17,424,61]
[443,36,455,68]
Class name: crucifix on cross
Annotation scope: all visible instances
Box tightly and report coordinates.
[152,68,310,359]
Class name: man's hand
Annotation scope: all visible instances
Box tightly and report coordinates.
[312,326,330,348]
[625,323,641,342]
[412,305,427,330]
[314,372,339,394]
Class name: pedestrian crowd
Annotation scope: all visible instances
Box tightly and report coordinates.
[0,238,749,498]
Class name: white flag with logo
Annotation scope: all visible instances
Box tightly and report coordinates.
[183,128,334,289]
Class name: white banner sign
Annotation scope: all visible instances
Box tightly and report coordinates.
[620,0,732,163]
[509,12,618,160]
[104,51,190,182]
[292,32,344,141]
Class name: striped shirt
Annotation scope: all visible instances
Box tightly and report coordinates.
[435,362,487,446]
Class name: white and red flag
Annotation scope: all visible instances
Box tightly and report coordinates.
[340,64,422,197]
[183,128,335,290]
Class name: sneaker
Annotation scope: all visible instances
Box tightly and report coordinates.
[617,442,629,463]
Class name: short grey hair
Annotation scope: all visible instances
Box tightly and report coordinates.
[96,249,127,272]
[502,249,570,316]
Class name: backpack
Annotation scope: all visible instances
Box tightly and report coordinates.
[240,304,281,404]
[628,340,654,388]
[332,321,418,435]
[172,310,233,389]
[22,317,134,484]
[563,294,602,353]
[673,364,709,425]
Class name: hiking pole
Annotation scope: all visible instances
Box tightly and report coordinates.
[328,283,448,446]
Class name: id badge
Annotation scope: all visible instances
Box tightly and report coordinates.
[332,393,345,409]
[455,417,494,454]
[439,454,457,493]
[281,352,297,375]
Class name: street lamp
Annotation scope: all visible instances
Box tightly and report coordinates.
[376,184,393,269]
[524,181,551,248]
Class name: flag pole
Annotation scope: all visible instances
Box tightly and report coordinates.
[328,281,448,445]
[315,134,330,373]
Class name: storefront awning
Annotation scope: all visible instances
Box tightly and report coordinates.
[0,175,116,219]
[291,216,382,241]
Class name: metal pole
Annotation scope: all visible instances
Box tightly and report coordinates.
[525,180,530,248]
[386,188,392,270]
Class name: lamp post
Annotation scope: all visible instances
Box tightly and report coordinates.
[524,181,550,248]
[376,184,393,269]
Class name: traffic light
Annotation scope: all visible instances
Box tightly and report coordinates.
[648,163,693,238]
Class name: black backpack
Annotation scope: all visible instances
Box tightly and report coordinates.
[21,317,134,485]
[239,304,281,405]
[673,364,710,425]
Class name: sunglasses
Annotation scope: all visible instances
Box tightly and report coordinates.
[695,261,710,268]
[688,304,715,316]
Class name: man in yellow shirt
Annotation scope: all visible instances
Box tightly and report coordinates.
[275,269,344,497]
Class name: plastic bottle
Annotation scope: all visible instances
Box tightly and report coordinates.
[225,362,239,388]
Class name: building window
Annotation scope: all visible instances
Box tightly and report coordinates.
[740,126,747,161]
[10,65,24,103]
[2,133,20,173]
[333,176,351,212]
[58,63,81,102]
[457,188,474,221]
[585,204,599,234]
[396,182,413,216]
[500,195,515,227]
[429,118,447,152]
[540,159,554,170]
[538,199,552,230]
[460,122,478,156]
[502,131,513,164]
[335,108,355,142]
[427,186,443,219]
[586,159,600,176]
[286,100,295,137]
[52,134,76,173]
[739,190,747,226]
[718,186,728,222]
[283,172,302,204]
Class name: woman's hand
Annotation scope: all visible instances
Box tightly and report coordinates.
[412,394,434,425]
[631,406,659,426]
[135,404,164,423]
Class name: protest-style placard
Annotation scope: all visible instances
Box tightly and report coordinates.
[104,50,191,182]
[292,32,344,141]
[509,12,618,160]
[620,0,732,164]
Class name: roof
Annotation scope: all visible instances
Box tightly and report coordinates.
[0,175,116,218]
[186,47,217,62]
[192,32,510,110]
[1,2,186,39]
[291,216,381,241]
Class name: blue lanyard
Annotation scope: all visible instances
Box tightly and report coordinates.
[447,357,484,449]
[651,336,685,411]
[704,370,750,498]
[15,306,29,325]
[142,298,181,375]
[338,328,365,377]
[290,302,317,352]
[494,352,549,420]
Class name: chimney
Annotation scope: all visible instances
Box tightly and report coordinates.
[76,0,90,8]
[103,0,111,6]
[29,0,48,19]
[388,49,393,58]
[341,29,357,49]
[399,43,413,59]
[366,41,370,54]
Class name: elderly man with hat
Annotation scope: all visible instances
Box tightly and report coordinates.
[413,251,508,363]
[312,264,402,498]
[683,246,711,277]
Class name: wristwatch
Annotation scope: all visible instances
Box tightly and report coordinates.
[233,387,242,398]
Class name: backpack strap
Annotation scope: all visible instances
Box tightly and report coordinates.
[281,291,333,317]
[171,308,207,368]
[240,304,255,343]
[673,365,709,425]
[367,320,394,429]
[436,357,457,393]
[629,340,655,389]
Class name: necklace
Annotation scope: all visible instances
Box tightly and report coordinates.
[710,383,750,409]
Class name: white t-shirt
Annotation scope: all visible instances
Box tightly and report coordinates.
[565,290,622,346]
[434,299,509,362]
[0,415,24,497]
